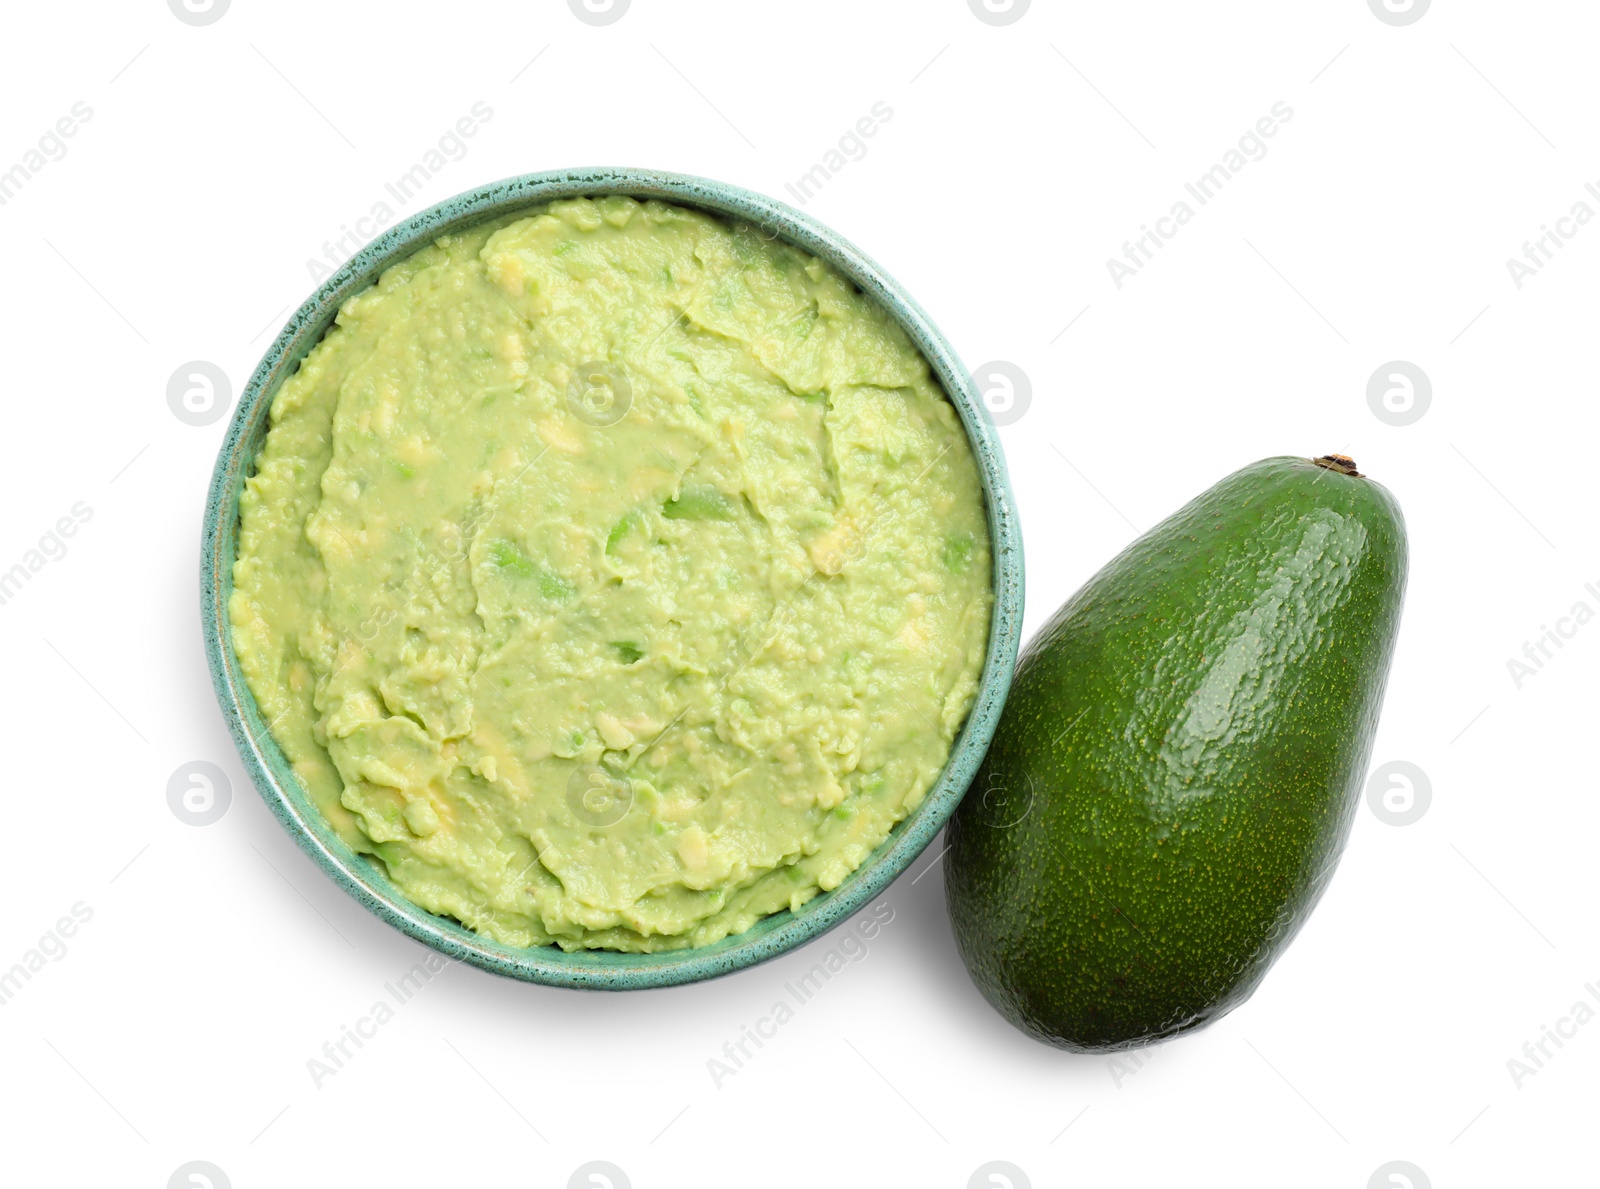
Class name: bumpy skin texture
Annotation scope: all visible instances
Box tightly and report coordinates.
[945,457,1408,1051]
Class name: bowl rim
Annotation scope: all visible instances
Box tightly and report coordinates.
[201,166,1024,990]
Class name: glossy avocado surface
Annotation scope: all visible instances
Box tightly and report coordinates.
[946,455,1408,1051]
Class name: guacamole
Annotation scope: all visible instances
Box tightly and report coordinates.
[231,196,992,951]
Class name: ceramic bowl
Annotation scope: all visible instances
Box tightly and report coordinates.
[202,167,1024,989]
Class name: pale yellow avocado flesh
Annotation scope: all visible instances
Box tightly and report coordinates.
[231,196,992,951]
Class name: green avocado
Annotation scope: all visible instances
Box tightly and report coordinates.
[946,455,1407,1051]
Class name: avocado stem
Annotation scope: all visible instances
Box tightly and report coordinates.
[1312,454,1361,477]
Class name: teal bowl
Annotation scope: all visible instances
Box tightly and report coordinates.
[202,167,1024,989]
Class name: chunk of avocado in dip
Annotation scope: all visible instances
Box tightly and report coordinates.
[230,196,992,952]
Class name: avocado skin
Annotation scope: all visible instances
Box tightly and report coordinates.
[945,457,1407,1051]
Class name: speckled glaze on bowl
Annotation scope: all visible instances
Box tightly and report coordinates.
[202,167,1024,989]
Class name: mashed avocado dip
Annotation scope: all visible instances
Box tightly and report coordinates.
[231,195,992,952]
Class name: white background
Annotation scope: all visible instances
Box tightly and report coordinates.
[0,1,1593,1186]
